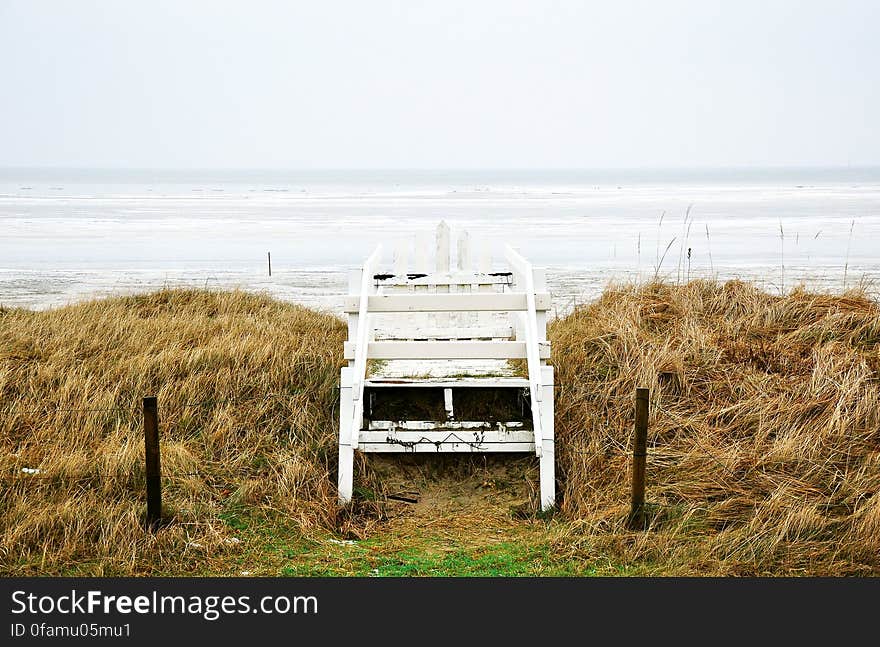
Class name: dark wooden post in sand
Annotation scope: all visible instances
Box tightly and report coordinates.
[629,387,649,529]
[268,251,272,277]
[143,396,162,531]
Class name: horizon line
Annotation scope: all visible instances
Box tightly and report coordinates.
[2,164,880,173]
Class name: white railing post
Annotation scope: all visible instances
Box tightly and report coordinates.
[533,267,548,348]
[346,268,362,366]
[504,245,544,457]
[338,366,354,504]
[350,245,383,446]
[539,365,555,510]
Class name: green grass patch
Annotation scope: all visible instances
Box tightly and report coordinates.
[277,531,599,577]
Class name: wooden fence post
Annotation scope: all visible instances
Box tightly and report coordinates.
[143,396,162,531]
[629,387,649,529]
[268,251,272,277]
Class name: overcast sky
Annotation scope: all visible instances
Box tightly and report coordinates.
[1,0,878,169]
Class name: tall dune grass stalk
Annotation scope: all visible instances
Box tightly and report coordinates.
[705,224,714,277]
[655,211,665,272]
[653,238,677,281]
[637,232,641,282]
[676,205,694,284]
[844,219,855,289]
[779,219,786,294]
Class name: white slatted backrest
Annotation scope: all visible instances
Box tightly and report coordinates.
[435,221,451,273]
[457,230,471,271]
[393,238,409,278]
[456,230,474,328]
[415,231,431,274]
[476,237,494,330]
[434,221,451,328]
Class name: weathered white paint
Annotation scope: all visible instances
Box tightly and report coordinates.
[443,388,454,420]
[415,231,431,274]
[504,245,545,458]
[434,221,452,328]
[478,239,492,274]
[476,238,494,330]
[533,267,548,344]
[344,340,551,360]
[365,422,527,432]
[539,365,555,511]
[457,230,471,271]
[436,221,451,273]
[358,442,536,453]
[393,238,410,277]
[375,324,514,340]
[456,231,475,329]
[343,292,551,313]
[365,377,530,388]
[338,445,354,502]
[361,429,535,445]
[360,430,535,442]
[337,366,354,504]
[337,223,555,511]
[366,356,522,382]
[375,271,510,287]
[350,245,383,449]
[346,269,362,366]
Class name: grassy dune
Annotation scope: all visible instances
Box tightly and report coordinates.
[553,281,879,574]
[1,282,878,576]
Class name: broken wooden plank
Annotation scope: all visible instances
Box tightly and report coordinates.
[359,441,536,453]
[359,430,535,443]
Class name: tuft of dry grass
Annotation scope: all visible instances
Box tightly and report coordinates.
[1,281,878,576]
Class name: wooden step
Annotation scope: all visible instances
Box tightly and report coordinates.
[374,325,514,341]
[358,428,536,453]
[345,340,550,360]
[374,271,513,287]
[365,422,528,432]
[344,292,551,313]
[360,430,534,442]
[359,441,535,453]
[365,377,529,388]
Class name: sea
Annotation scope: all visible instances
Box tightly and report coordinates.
[1,167,878,314]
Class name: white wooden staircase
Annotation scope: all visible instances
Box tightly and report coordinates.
[338,222,555,510]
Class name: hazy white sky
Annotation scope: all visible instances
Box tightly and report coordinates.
[1,0,878,169]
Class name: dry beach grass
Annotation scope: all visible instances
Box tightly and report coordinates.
[0,290,346,575]
[1,282,878,575]
[552,280,880,574]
